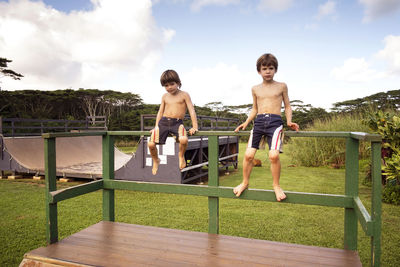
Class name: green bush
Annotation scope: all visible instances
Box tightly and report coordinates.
[363,110,400,204]
[364,111,400,182]
[383,147,400,183]
[382,183,400,205]
[288,113,370,167]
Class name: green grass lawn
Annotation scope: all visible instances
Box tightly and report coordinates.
[1,143,399,266]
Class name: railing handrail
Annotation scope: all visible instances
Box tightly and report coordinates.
[1,116,107,136]
[140,114,240,131]
[43,130,382,267]
[42,130,381,141]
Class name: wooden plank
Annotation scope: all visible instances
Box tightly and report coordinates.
[22,222,362,267]
[371,141,382,266]
[102,134,115,222]
[50,180,103,204]
[44,137,58,244]
[354,196,373,236]
[344,137,359,250]
[89,130,381,141]
[74,223,361,263]
[103,180,353,207]
[208,135,219,234]
[350,132,381,142]
[42,131,106,138]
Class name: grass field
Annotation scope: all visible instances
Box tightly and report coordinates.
[1,143,399,266]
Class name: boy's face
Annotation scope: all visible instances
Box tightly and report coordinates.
[258,65,276,82]
[164,81,179,95]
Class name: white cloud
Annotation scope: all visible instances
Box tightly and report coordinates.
[257,0,294,13]
[191,0,240,11]
[0,0,173,91]
[329,34,400,106]
[330,57,385,82]
[359,0,400,22]
[377,35,400,75]
[182,63,257,106]
[315,1,337,20]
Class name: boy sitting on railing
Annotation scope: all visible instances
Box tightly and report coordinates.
[148,70,199,175]
[234,53,299,201]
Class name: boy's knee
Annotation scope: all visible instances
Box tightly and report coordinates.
[179,136,188,144]
[269,151,280,163]
[148,141,156,149]
[244,153,255,163]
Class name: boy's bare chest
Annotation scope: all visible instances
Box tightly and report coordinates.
[255,86,282,101]
[164,94,185,106]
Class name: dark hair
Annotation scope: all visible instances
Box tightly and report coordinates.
[256,53,278,72]
[160,69,182,88]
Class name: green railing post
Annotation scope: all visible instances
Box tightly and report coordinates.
[208,135,219,234]
[102,134,115,221]
[371,141,382,267]
[344,137,359,250]
[44,137,58,244]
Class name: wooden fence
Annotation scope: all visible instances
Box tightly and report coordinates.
[42,130,382,266]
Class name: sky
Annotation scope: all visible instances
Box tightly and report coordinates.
[0,0,400,110]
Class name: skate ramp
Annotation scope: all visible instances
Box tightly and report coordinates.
[0,135,131,179]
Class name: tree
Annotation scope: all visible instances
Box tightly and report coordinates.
[0,58,23,80]
[332,89,400,113]
[75,88,143,126]
[281,100,329,129]
[204,101,226,118]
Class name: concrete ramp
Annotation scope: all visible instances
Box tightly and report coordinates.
[0,135,131,179]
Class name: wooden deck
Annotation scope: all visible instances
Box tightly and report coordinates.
[21,221,362,267]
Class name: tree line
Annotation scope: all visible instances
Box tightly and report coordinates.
[1,88,399,131]
[2,57,399,130]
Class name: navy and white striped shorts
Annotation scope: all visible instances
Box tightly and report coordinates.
[248,113,283,151]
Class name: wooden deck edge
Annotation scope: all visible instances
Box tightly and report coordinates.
[20,253,93,267]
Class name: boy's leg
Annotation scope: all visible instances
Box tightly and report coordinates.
[269,150,286,201]
[178,136,188,169]
[148,128,161,175]
[176,124,188,169]
[234,147,257,197]
[148,141,160,175]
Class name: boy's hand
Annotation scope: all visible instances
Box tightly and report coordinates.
[287,122,299,131]
[234,123,247,132]
[189,128,198,135]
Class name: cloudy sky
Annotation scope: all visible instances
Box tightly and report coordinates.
[1,0,400,110]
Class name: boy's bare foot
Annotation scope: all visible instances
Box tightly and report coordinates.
[233,183,248,197]
[152,158,160,175]
[273,185,286,202]
[179,156,186,169]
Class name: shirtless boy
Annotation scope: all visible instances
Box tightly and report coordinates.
[233,53,299,201]
[148,69,198,175]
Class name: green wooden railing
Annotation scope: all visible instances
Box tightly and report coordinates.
[43,131,382,267]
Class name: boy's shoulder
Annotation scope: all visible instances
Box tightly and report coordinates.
[176,90,191,99]
[178,89,189,95]
[163,90,190,99]
[252,81,287,91]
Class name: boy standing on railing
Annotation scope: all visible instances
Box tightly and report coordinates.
[148,70,199,175]
[234,53,299,201]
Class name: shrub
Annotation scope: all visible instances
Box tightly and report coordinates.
[363,110,400,183]
[382,182,400,205]
[363,110,400,204]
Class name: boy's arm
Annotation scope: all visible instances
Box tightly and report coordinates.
[282,84,299,131]
[154,96,165,128]
[235,88,257,132]
[184,93,198,134]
